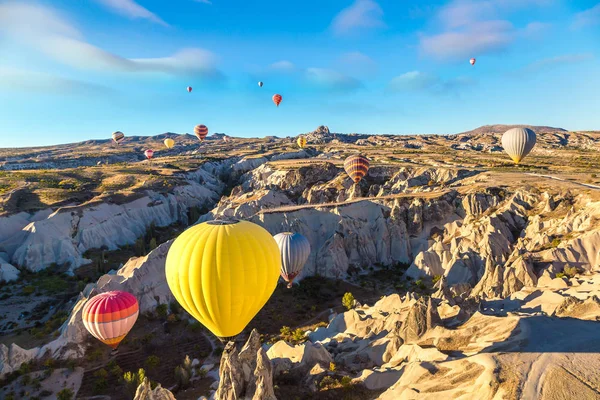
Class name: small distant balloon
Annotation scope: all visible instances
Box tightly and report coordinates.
[194,125,208,142]
[144,149,154,159]
[297,136,307,149]
[112,131,125,145]
[470,58,476,66]
[273,94,282,107]
[164,138,175,149]
[223,136,231,143]
[187,86,192,93]
[258,81,264,87]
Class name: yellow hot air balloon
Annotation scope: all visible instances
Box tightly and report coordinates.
[297,136,307,148]
[165,220,280,340]
[164,138,175,149]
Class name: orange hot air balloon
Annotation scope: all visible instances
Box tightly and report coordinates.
[194,125,208,141]
[82,291,139,349]
[344,154,370,184]
[272,94,282,107]
[144,149,154,159]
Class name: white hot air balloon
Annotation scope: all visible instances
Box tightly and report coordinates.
[502,127,537,164]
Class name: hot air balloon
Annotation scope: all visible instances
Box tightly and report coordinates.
[112,131,125,145]
[344,154,370,184]
[165,220,280,341]
[470,58,476,66]
[502,127,537,164]
[297,136,307,149]
[164,138,175,149]
[258,81,263,87]
[223,136,231,143]
[82,291,139,349]
[273,94,282,107]
[273,232,311,288]
[144,149,154,159]
[187,86,192,93]
[194,125,208,142]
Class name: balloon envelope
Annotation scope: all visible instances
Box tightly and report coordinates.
[164,138,175,149]
[82,291,139,349]
[272,94,282,107]
[187,86,192,92]
[112,131,125,144]
[344,154,370,183]
[502,127,537,164]
[144,149,154,159]
[273,232,311,288]
[258,81,263,87]
[297,136,307,148]
[165,220,281,339]
[470,58,476,65]
[194,125,208,141]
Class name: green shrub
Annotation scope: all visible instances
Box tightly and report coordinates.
[22,286,35,295]
[432,275,442,285]
[57,388,74,400]
[329,362,337,372]
[145,355,160,370]
[342,292,355,311]
[155,304,168,319]
[93,369,108,393]
[563,265,579,278]
[340,376,352,388]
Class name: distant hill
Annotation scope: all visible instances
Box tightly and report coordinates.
[459,125,568,136]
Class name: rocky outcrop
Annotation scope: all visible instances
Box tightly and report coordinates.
[134,377,177,400]
[216,330,276,400]
[0,262,19,282]
[2,167,223,273]
[555,295,600,320]
[400,297,441,343]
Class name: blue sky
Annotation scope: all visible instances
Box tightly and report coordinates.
[0,0,599,147]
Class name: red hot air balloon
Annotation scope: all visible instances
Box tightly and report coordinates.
[82,291,139,349]
[144,149,154,159]
[272,94,282,107]
[470,58,476,66]
[194,125,208,141]
[187,86,192,93]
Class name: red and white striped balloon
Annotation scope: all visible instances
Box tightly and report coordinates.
[194,125,208,141]
[144,149,154,159]
[470,58,476,66]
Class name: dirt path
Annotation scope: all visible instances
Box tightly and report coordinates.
[524,173,600,190]
[255,189,451,215]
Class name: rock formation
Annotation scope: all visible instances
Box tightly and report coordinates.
[134,377,177,400]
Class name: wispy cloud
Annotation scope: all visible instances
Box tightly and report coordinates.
[338,51,377,75]
[94,0,168,26]
[304,68,362,92]
[331,0,385,36]
[0,3,221,78]
[388,70,474,95]
[269,60,296,72]
[420,0,553,59]
[0,67,115,95]
[521,53,594,74]
[193,0,213,3]
[573,3,600,28]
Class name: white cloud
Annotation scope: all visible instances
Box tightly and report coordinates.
[389,71,439,91]
[523,53,594,73]
[94,0,168,26]
[420,0,553,59]
[305,68,362,91]
[337,51,377,76]
[421,20,514,59]
[573,4,600,28]
[269,60,296,72]
[388,70,474,94]
[0,67,114,95]
[193,0,213,3]
[331,0,385,36]
[0,3,220,78]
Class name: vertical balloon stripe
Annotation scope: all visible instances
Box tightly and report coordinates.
[344,154,370,183]
[502,128,536,164]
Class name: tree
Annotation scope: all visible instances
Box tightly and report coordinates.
[342,292,355,311]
